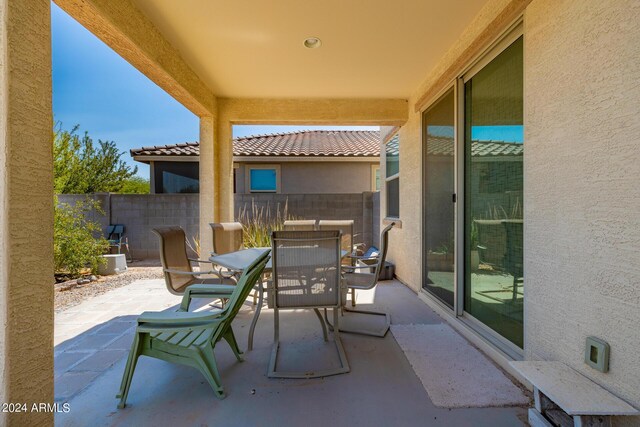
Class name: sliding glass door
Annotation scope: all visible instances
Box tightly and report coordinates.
[421,28,524,353]
[422,89,456,308]
[463,36,524,348]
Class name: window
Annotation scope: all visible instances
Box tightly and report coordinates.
[154,161,199,193]
[248,165,280,193]
[371,165,381,191]
[385,133,400,218]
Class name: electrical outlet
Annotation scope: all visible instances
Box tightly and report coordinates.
[585,336,609,373]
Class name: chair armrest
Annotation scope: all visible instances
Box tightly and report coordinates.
[342,265,377,270]
[188,258,214,264]
[345,255,378,261]
[138,310,221,324]
[179,283,235,311]
[186,283,235,295]
[137,311,225,333]
[163,268,216,276]
[137,310,223,329]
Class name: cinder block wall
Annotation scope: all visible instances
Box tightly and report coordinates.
[57,194,200,259]
[57,192,380,259]
[235,192,378,248]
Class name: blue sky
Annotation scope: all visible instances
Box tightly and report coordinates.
[51,4,377,178]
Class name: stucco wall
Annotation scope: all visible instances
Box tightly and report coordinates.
[383,0,640,421]
[236,161,377,194]
[524,0,640,423]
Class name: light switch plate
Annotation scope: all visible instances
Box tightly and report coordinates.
[585,336,609,373]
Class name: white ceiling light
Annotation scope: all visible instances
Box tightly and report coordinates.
[303,37,322,49]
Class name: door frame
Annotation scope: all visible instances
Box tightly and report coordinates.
[419,19,525,361]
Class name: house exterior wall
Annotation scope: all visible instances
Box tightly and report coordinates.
[383,0,640,422]
[524,0,640,423]
[236,161,377,194]
[216,97,407,222]
[148,160,378,194]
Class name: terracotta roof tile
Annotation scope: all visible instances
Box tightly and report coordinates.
[130,130,381,158]
[130,132,523,159]
[425,136,523,157]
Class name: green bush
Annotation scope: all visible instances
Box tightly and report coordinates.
[54,197,109,277]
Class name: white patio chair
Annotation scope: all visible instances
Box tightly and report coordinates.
[326,222,395,337]
[267,230,350,378]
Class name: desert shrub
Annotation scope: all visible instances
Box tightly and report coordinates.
[54,197,109,277]
[186,234,201,258]
[236,200,293,248]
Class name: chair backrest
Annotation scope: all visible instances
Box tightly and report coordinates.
[344,222,394,290]
[317,220,354,264]
[152,226,193,293]
[107,224,125,240]
[372,222,395,280]
[283,219,316,231]
[502,220,523,276]
[210,222,244,255]
[271,230,342,309]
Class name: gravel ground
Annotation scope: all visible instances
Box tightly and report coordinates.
[55,261,163,312]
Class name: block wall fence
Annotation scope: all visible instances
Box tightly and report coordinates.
[58,192,380,259]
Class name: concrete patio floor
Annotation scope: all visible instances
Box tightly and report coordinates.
[55,278,528,427]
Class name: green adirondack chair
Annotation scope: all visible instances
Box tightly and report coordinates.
[116,249,270,409]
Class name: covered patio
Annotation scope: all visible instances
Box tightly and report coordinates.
[2,0,639,425]
[54,278,527,426]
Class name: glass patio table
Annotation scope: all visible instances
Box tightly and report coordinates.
[209,247,348,351]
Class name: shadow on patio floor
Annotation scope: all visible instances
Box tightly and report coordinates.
[55,279,527,427]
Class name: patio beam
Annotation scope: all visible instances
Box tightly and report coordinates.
[0,0,54,424]
[54,0,216,117]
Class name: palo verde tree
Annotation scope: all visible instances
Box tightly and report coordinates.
[54,124,139,194]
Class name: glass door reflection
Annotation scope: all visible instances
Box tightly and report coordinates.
[423,89,455,308]
[464,36,524,348]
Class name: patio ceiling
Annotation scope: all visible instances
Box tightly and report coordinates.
[132,0,489,98]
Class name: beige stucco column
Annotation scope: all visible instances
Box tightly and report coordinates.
[217,119,234,222]
[0,0,54,425]
[199,115,216,256]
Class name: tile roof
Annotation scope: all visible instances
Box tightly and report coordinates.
[130,131,523,159]
[425,136,523,157]
[131,141,200,157]
[130,130,381,158]
[234,130,380,157]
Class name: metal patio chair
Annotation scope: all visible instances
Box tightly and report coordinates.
[152,226,235,311]
[268,230,349,378]
[326,222,395,337]
[210,222,244,256]
[318,219,358,304]
[107,224,132,262]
